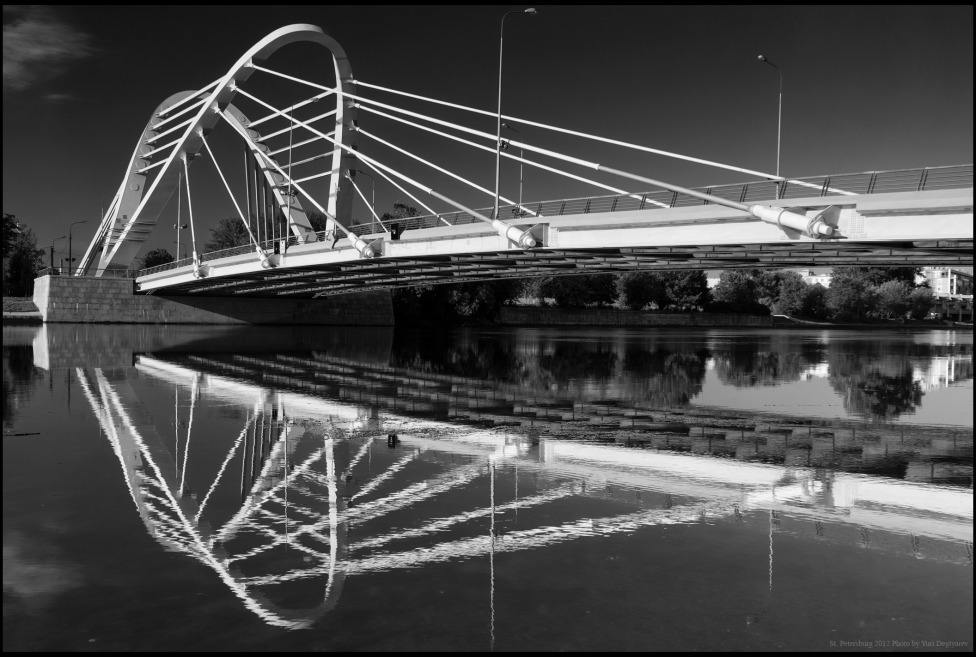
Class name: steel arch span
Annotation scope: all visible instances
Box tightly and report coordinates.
[78,24,362,276]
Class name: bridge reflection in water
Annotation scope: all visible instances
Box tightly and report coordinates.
[73,343,973,631]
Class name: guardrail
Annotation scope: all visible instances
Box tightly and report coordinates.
[344,164,974,237]
[38,267,139,278]
[135,164,973,278]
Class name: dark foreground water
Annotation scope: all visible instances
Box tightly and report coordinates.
[3,324,972,651]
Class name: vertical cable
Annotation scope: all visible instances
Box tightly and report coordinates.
[182,155,198,266]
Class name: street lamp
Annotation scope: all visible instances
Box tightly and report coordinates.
[757,55,783,179]
[494,7,537,222]
[503,123,524,216]
[174,223,188,261]
[354,170,376,233]
[67,220,87,276]
[49,236,65,271]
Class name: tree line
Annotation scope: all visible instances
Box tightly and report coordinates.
[392,266,936,325]
[3,213,44,297]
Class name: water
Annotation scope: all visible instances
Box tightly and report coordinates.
[3,324,972,651]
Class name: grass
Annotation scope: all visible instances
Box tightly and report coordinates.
[2,296,39,313]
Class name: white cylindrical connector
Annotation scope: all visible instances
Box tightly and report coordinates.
[750,205,833,238]
[492,220,536,249]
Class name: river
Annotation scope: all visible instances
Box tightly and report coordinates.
[3,324,972,651]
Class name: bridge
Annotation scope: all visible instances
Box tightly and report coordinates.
[71,24,971,301]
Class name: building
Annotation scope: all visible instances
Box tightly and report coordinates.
[921,267,974,298]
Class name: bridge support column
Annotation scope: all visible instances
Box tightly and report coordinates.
[33,275,393,325]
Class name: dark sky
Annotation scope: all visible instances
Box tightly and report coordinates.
[3,5,973,262]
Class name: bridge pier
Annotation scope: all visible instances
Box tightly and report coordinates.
[32,274,393,325]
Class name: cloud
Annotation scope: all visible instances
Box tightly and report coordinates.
[3,6,95,93]
[43,92,74,102]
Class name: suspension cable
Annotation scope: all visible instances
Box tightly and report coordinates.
[357,103,666,209]
[176,168,183,261]
[199,132,267,259]
[356,161,450,226]
[251,64,783,184]
[286,104,295,243]
[243,148,252,242]
[353,78,784,181]
[346,174,388,234]
[219,111,379,257]
[181,155,199,269]
[231,88,537,249]
[357,127,523,211]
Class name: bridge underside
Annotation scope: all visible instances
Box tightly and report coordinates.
[137,188,973,299]
[141,240,973,299]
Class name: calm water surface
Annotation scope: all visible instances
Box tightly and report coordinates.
[3,324,972,651]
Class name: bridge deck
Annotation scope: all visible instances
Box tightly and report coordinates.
[135,181,973,299]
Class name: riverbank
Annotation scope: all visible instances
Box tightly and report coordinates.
[2,297,41,324]
[497,305,967,329]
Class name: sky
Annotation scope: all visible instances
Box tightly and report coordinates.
[3,5,973,266]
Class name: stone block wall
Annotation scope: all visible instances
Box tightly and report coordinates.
[33,275,394,325]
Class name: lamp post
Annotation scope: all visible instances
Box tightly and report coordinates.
[67,220,87,276]
[503,122,524,216]
[354,170,376,233]
[174,223,188,261]
[49,236,65,271]
[757,55,783,179]
[494,7,537,223]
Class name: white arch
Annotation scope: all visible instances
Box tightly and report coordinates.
[80,24,357,275]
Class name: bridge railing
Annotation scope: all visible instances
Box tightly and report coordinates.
[344,164,974,237]
[39,267,140,278]
[135,164,972,278]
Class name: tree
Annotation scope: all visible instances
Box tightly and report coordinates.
[801,283,830,319]
[775,274,809,316]
[752,269,788,310]
[205,217,252,252]
[835,266,922,287]
[2,213,21,260]
[907,286,935,320]
[709,270,761,313]
[306,211,329,233]
[381,201,420,223]
[141,248,174,269]
[826,269,878,321]
[3,225,43,296]
[661,270,710,311]
[875,280,912,320]
[539,273,617,307]
[617,271,666,310]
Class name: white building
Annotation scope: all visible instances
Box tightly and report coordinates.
[921,267,974,298]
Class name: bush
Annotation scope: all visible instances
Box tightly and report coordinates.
[616,271,664,310]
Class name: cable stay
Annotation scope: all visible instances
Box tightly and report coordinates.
[219,110,378,258]
[356,103,666,210]
[345,173,389,234]
[232,87,538,249]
